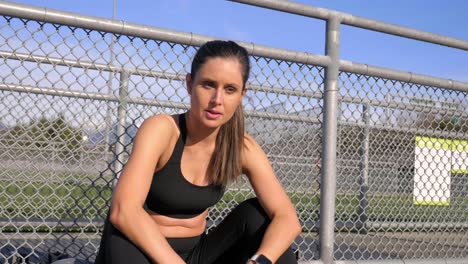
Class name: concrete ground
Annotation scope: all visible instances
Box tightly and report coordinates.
[1,231,467,263]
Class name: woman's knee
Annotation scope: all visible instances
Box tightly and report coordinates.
[233,197,270,233]
[104,224,152,264]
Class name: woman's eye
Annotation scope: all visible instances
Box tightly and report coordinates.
[226,87,237,93]
[203,81,215,88]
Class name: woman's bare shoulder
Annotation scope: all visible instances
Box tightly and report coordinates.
[243,132,259,150]
[139,113,178,134]
[143,113,176,128]
[242,133,266,162]
[128,114,180,152]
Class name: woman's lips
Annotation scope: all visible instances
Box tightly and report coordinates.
[205,110,222,120]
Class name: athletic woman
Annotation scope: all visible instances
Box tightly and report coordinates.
[95,40,301,264]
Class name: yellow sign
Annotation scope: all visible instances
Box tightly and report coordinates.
[413,136,468,206]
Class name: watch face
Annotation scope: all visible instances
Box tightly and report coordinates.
[254,254,272,264]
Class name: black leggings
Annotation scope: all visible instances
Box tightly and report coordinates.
[95,198,298,264]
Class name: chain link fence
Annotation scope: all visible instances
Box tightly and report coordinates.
[0,3,467,263]
[334,73,468,261]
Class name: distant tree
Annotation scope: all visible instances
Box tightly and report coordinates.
[395,107,468,134]
[2,114,82,159]
[435,116,467,133]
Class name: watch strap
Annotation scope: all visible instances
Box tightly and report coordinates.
[250,254,272,264]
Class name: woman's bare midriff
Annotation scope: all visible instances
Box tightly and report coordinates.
[147,209,208,238]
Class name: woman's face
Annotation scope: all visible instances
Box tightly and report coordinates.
[187,57,246,129]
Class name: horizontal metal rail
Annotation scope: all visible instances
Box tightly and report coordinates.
[0,50,323,99]
[228,0,468,51]
[0,1,329,67]
[5,82,467,137]
[3,219,467,233]
[1,2,468,92]
[306,259,468,264]
[1,82,465,139]
[0,83,319,123]
[0,50,186,80]
[0,219,104,229]
[302,220,468,230]
[340,60,468,93]
[341,121,467,141]
[2,51,467,117]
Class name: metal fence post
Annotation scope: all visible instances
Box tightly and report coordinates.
[358,103,370,234]
[112,71,129,187]
[104,3,117,159]
[320,15,341,264]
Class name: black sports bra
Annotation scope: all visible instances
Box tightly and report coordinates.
[144,113,225,219]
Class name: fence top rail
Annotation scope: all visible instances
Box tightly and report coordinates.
[229,0,468,51]
[0,1,329,67]
[1,1,468,92]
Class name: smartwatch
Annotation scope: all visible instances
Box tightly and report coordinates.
[249,254,272,264]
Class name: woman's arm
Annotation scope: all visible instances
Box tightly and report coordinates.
[110,114,185,264]
[242,134,302,262]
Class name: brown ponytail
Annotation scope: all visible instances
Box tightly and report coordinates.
[208,105,245,186]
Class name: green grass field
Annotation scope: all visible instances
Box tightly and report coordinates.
[1,176,467,233]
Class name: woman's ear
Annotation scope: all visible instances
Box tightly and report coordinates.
[241,87,248,97]
[186,73,193,95]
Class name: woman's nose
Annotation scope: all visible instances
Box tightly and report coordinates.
[211,88,223,105]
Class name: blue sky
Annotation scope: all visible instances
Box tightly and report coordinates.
[4,0,468,82]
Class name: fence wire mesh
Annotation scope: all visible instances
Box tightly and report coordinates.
[335,72,468,260]
[0,12,467,263]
